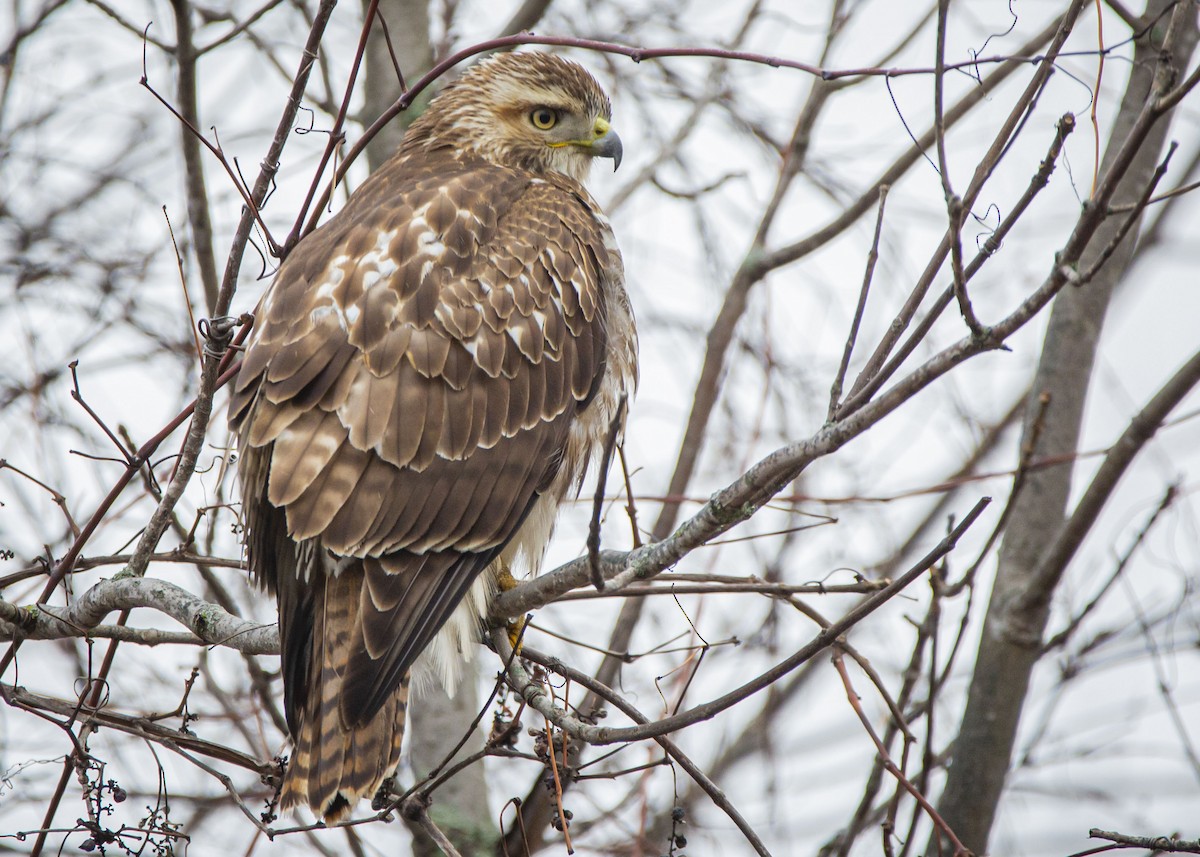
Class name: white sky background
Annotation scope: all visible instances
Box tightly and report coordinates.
[2,0,1200,854]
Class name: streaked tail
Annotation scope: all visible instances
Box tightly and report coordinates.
[281,564,409,823]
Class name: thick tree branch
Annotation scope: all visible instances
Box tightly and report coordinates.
[0,578,277,655]
[0,683,273,775]
[1088,829,1200,854]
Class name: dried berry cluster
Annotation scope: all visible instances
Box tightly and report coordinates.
[530,726,575,832]
[663,804,687,857]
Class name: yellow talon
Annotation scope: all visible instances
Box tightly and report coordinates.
[507,615,529,653]
[495,565,520,593]
[494,564,527,652]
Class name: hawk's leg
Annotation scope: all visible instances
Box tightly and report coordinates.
[494,564,528,652]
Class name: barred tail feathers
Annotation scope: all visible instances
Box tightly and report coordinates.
[280,564,408,823]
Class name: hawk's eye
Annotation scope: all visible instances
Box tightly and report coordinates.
[529,108,558,130]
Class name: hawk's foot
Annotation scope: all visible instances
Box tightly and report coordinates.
[506,615,529,653]
[494,565,527,653]
[495,565,520,593]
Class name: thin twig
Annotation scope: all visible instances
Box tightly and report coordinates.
[588,395,627,591]
[843,3,1087,408]
[495,496,988,747]
[1088,830,1200,853]
[1042,482,1178,652]
[1076,142,1178,285]
[829,186,888,421]
[162,206,204,364]
[514,645,773,857]
[286,0,381,252]
[1091,0,1106,195]
[838,112,1076,419]
[831,649,969,856]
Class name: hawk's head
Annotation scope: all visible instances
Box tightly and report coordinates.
[402,51,622,183]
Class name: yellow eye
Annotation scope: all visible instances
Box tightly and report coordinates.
[530,108,558,130]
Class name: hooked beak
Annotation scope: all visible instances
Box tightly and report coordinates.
[591,128,623,171]
[589,117,623,171]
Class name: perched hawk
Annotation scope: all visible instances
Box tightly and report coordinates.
[229,51,636,822]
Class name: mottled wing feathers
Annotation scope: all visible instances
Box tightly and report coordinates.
[345,550,497,725]
[237,444,312,738]
[231,154,616,730]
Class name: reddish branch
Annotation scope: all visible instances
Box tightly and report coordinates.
[831,650,968,856]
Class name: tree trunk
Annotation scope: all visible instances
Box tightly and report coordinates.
[362,0,433,169]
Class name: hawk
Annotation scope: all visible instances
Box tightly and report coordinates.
[229,51,636,822]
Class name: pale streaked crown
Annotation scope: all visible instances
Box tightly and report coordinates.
[401,51,619,182]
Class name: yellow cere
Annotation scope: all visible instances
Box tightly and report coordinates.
[548,117,612,149]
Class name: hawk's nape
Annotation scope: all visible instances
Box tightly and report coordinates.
[229,51,637,822]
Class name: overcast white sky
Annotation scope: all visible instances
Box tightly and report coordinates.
[2,1,1200,854]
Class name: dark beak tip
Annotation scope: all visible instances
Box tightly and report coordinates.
[594,130,623,173]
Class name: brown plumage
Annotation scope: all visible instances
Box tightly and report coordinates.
[229,51,636,822]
